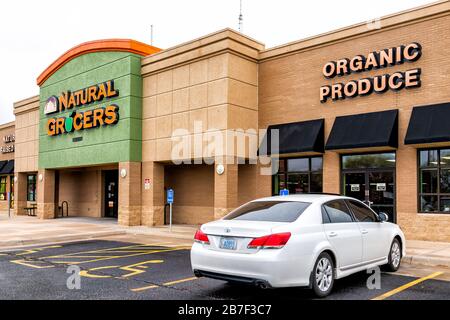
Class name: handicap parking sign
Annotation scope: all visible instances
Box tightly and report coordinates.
[280,189,289,196]
[167,189,174,204]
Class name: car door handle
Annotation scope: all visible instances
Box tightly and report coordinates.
[361,229,369,234]
[328,232,338,238]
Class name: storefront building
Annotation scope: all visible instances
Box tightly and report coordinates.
[3,1,449,241]
[0,122,15,211]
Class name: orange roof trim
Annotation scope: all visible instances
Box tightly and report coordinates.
[37,39,161,86]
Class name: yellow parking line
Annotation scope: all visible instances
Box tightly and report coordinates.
[42,243,172,259]
[15,245,63,256]
[49,247,186,265]
[131,276,198,292]
[131,284,159,292]
[164,276,198,286]
[371,271,444,300]
[11,259,55,269]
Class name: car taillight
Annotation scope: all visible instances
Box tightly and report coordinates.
[194,229,210,244]
[247,232,291,249]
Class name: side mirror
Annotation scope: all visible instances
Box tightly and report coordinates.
[379,212,389,222]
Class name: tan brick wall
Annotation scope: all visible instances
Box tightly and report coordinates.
[13,96,39,173]
[140,29,262,225]
[258,13,450,241]
[142,52,259,163]
[165,164,214,224]
[58,169,102,218]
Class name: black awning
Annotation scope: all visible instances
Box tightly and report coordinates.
[325,109,398,150]
[0,161,7,173]
[405,102,450,145]
[262,119,324,155]
[0,160,14,174]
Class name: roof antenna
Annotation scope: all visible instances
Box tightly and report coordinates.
[238,0,243,33]
[150,25,154,45]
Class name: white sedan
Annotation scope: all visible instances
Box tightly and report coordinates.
[191,194,405,297]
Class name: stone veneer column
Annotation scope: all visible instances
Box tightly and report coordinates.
[118,162,142,226]
[37,169,56,219]
[141,161,165,226]
[14,173,28,216]
[214,162,238,220]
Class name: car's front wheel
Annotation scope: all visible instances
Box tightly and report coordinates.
[384,238,402,272]
[311,252,335,298]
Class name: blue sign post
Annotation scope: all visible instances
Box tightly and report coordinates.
[167,189,174,204]
[167,189,174,231]
[280,189,289,196]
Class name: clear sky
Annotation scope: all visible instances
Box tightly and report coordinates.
[0,0,435,124]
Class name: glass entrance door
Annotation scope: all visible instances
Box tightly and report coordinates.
[368,171,395,220]
[104,170,118,218]
[342,153,396,222]
[343,170,395,222]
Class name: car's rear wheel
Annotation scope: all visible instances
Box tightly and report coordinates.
[384,238,402,272]
[311,252,334,298]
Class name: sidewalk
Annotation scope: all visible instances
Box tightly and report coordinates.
[0,213,449,268]
[0,213,197,249]
[403,240,450,268]
[0,213,126,248]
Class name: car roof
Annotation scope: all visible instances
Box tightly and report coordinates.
[253,194,353,204]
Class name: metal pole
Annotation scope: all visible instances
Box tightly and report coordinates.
[169,202,173,232]
[7,191,10,218]
[150,25,154,46]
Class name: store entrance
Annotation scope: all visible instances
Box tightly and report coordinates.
[104,170,118,218]
[342,153,396,222]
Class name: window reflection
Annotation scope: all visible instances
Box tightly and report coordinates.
[419,149,450,214]
[342,153,396,169]
[273,157,323,195]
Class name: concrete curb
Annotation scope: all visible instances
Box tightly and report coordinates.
[0,230,126,249]
[403,254,450,268]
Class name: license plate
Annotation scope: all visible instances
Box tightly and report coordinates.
[220,237,237,250]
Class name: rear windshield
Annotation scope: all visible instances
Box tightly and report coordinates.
[224,201,311,223]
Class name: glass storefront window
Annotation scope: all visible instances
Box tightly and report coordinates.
[27,175,36,202]
[418,149,450,214]
[272,157,323,195]
[287,158,309,172]
[342,153,396,169]
[420,150,438,168]
[420,195,438,212]
[273,174,286,196]
[420,170,438,193]
[311,157,323,171]
[0,177,6,201]
[10,176,14,209]
[287,173,309,194]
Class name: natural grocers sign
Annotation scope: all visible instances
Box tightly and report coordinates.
[44,80,119,137]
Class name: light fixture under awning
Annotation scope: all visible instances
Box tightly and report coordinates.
[405,102,450,145]
[325,109,398,151]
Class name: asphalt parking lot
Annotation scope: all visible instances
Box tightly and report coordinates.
[0,240,448,300]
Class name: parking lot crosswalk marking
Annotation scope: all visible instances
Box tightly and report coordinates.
[371,271,444,300]
[131,276,199,292]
